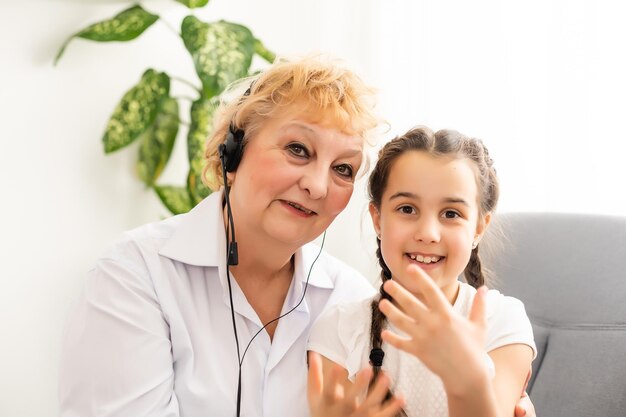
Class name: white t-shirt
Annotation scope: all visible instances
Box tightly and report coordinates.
[58,190,376,417]
[307,282,536,417]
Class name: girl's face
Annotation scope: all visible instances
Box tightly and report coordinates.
[228,111,364,249]
[369,151,490,302]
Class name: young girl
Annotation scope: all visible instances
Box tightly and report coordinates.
[307,126,536,417]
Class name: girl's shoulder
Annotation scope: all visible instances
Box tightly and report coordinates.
[315,296,375,329]
[454,282,527,319]
[455,282,537,357]
[308,296,376,371]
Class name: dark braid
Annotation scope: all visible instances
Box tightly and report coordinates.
[463,246,485,288]
[460,139,497,288]
[369,238,407,417]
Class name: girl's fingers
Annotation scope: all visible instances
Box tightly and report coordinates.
[469,286,488,329]
[345,366,373,407]
[307,351,323,401]
[362,372,406,417]
[378,298,418,334]
[323,363,344,401]
[361,371,391,407]
[381,279,428,319]
[378,393,406,417]
[408,264,451,309]
[388,264,450,312]
[380,329,413,353]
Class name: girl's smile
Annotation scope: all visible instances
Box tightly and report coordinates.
[405,252,446,271]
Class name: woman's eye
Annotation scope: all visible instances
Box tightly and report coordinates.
[399,206,415,215]
[442,210,460,219]
[334,164,354,178]
[287,143,309,158]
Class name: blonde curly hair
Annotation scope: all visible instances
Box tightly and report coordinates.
[203,55,380,189]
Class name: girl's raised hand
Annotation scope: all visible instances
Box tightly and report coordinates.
[307,351,405,417]
[378,264,490,397]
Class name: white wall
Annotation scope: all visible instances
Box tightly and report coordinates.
[370,0,626,216]
[2,1,626,416]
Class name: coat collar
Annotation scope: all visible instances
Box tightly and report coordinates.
[159,190,226,267]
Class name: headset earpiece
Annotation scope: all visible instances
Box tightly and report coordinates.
[220,83,254,173]
[221,123,245,172]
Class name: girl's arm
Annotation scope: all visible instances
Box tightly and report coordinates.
[445,344,533,417]
[307,351,404,417]
[487,344,534,417]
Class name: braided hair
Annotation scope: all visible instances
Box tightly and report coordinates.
[368,237,407,417]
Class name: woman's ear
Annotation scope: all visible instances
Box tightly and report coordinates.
[369,202,382,238]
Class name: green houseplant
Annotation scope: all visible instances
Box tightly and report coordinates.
[56,1,275,214]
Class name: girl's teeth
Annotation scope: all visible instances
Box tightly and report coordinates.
[409,254,441,264]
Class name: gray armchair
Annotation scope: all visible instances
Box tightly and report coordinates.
[485,213,626,417]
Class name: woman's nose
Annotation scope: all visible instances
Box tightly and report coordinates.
[299,165,329,200]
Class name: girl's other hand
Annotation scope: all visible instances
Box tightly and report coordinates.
[307,351,405,417]
[514,391,536,417]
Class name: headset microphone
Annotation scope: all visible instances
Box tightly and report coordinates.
[218,142,239,266]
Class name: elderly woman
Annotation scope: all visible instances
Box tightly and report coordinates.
[59,56,535,417]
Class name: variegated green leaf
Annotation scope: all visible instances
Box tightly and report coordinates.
[181,17,255,98]
[136,97,179,186]
[187,169,212,205]
[253,38,276,64]
[187,97,217,165]
[154,185,193,215]
[187,97,217,204]
[55,5,159,64]
[175,0,210,8]
[103,69,170,153]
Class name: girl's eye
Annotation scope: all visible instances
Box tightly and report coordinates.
[287,143,309,158]
[399,205,416,215]
[442,210,461,219]
[334,164,354,178]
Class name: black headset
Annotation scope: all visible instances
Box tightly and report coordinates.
[218,85,251,174]
[219,123,245,173]
[217,86,250,266]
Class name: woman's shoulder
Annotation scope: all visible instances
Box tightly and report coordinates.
[98,214,185,265]
[100,193,225,268]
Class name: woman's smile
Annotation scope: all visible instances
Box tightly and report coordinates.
[279,199,317,217]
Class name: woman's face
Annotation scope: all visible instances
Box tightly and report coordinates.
[369,151,489,302]
[228,111,364,249]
